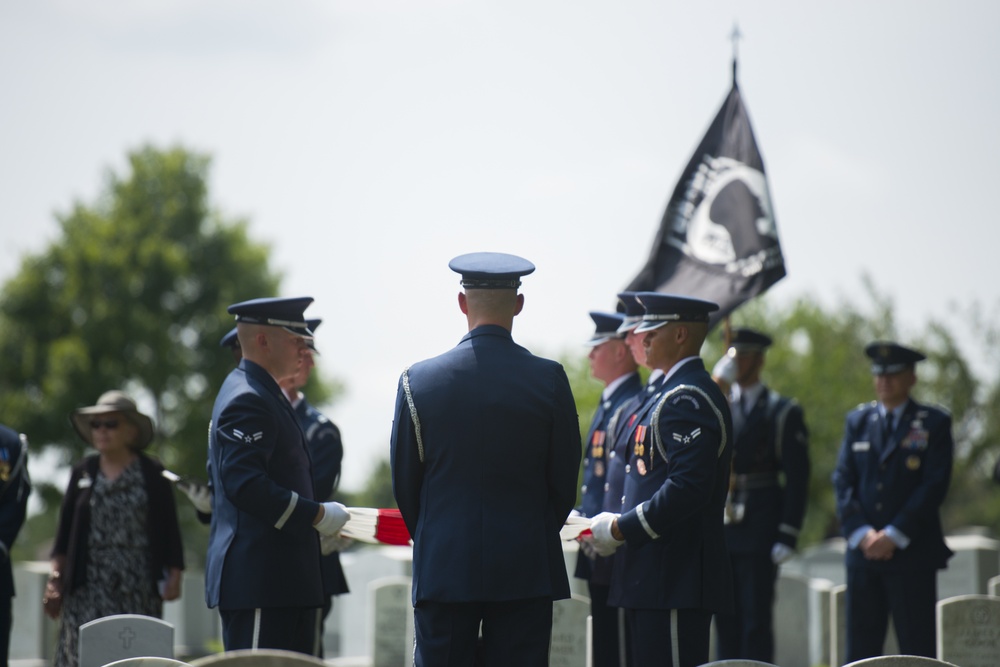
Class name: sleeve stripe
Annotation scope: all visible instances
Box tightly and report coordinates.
[275,491,299,529]
[636,503,660,539]
[779,523,800,537]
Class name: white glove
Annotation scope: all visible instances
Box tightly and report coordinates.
[320,534,353,556]
[314,501,350,536]
[712,354,737,384]
[771,542,795,565]
[589,512,624,557]
[179,481,212,514]
[578,535,598,559]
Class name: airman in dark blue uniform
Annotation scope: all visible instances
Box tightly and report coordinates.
[574,310,642,667]
[714,328,810,662]
[589,293,734,667]
[390,253,581,667]
[0,424,30,667]
[280,318,350,657]
[206,297,349,654]
[833,341,953,661]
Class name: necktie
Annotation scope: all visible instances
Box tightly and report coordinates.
[885,412,895,438]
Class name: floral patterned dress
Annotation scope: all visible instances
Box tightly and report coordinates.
[55,459,162,667]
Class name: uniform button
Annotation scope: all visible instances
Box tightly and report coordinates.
[621,495,626,505]
[581,485,588,494]
[609,451,616,459]
[583,458,590,466]
[625,464,631,474]
[604,483,610,492]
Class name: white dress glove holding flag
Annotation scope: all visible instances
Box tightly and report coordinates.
[771,542,795,564]
[178,481,212,514]
[589,512,625,557]
[320,534,354,556]
[314,501,350,536]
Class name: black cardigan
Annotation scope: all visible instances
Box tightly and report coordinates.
[52,453,185,594]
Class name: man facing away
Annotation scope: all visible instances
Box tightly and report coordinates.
[833,341,953,661]
[714,327,810,662]
[206,297,349,654]
[390,252,581,667]
[574,310,642,667]
[588,292,734,667]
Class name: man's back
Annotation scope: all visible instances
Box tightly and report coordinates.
[391,324,580,603]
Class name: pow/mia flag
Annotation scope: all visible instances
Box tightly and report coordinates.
[625,66,785,329]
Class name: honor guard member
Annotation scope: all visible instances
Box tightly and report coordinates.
[589,292,734,667]
[391,253,581,667]
[0,425,30,667]
[279,318,350,657]
[714,328,810,663]
[206,297,350,654]
[833,342,953,662]
[575,311,642,667]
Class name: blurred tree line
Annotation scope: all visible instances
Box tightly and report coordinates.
[4,143,999,569]
[2,144,341,567]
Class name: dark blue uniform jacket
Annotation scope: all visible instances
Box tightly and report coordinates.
[0,425,29,600]
[609,358,734,613]
[833,398,953,572]
[724,388,810,553]
[206,358,324,610]
[391,324,581,605]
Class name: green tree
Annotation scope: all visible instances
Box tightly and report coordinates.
[1,144,338,563]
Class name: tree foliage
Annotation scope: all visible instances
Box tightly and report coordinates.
[2,144,340,562]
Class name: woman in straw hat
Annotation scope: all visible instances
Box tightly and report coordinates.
[44,390,184,667]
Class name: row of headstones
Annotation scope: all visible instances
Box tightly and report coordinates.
[12,530,1000,665]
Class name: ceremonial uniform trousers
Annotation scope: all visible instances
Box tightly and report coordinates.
[833,398,954,661]
[391,325,581,667]
[716,388,809,662]
[574,372,642,667]
[206,359,325,654]
[608,359,733,667]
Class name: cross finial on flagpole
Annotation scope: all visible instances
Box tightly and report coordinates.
[730,22,742,82]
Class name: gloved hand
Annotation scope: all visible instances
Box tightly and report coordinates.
[589,512,624,557]
[771,542,795,565]
[314,501,350,536]
[578,534,598,560]
[320,534,353,556]
[712,354,737,384]
[179,481,212,514]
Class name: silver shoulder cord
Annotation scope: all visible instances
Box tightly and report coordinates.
[651,384,729,466]
[401,367,425,463]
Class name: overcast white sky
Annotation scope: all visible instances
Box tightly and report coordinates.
[2,1,998,491]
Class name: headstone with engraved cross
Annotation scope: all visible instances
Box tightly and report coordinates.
[78,614,174,667]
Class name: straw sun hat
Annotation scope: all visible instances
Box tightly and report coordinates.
[70,390,155,449]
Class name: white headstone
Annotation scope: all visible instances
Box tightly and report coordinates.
[369,575,413,667]
[549,594,589,667]
[11,561,59,662]
[102,659,192,667]
[843,656,958,666]
[189,648,327,667]
[78,614,173,667]
[699,660,781,666]
[780,538,847,586]
[940,534,1000,598]
[163,570,218,657]
[338,545,413,659]
[936,594,1000,667]
[988,575,1000,597]
[773,570,811,667]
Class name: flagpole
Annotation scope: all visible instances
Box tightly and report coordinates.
[730,23,741,83]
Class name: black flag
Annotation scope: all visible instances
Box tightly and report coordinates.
[625,69,785,328]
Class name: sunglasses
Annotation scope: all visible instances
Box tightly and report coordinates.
[89,419,120,430]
